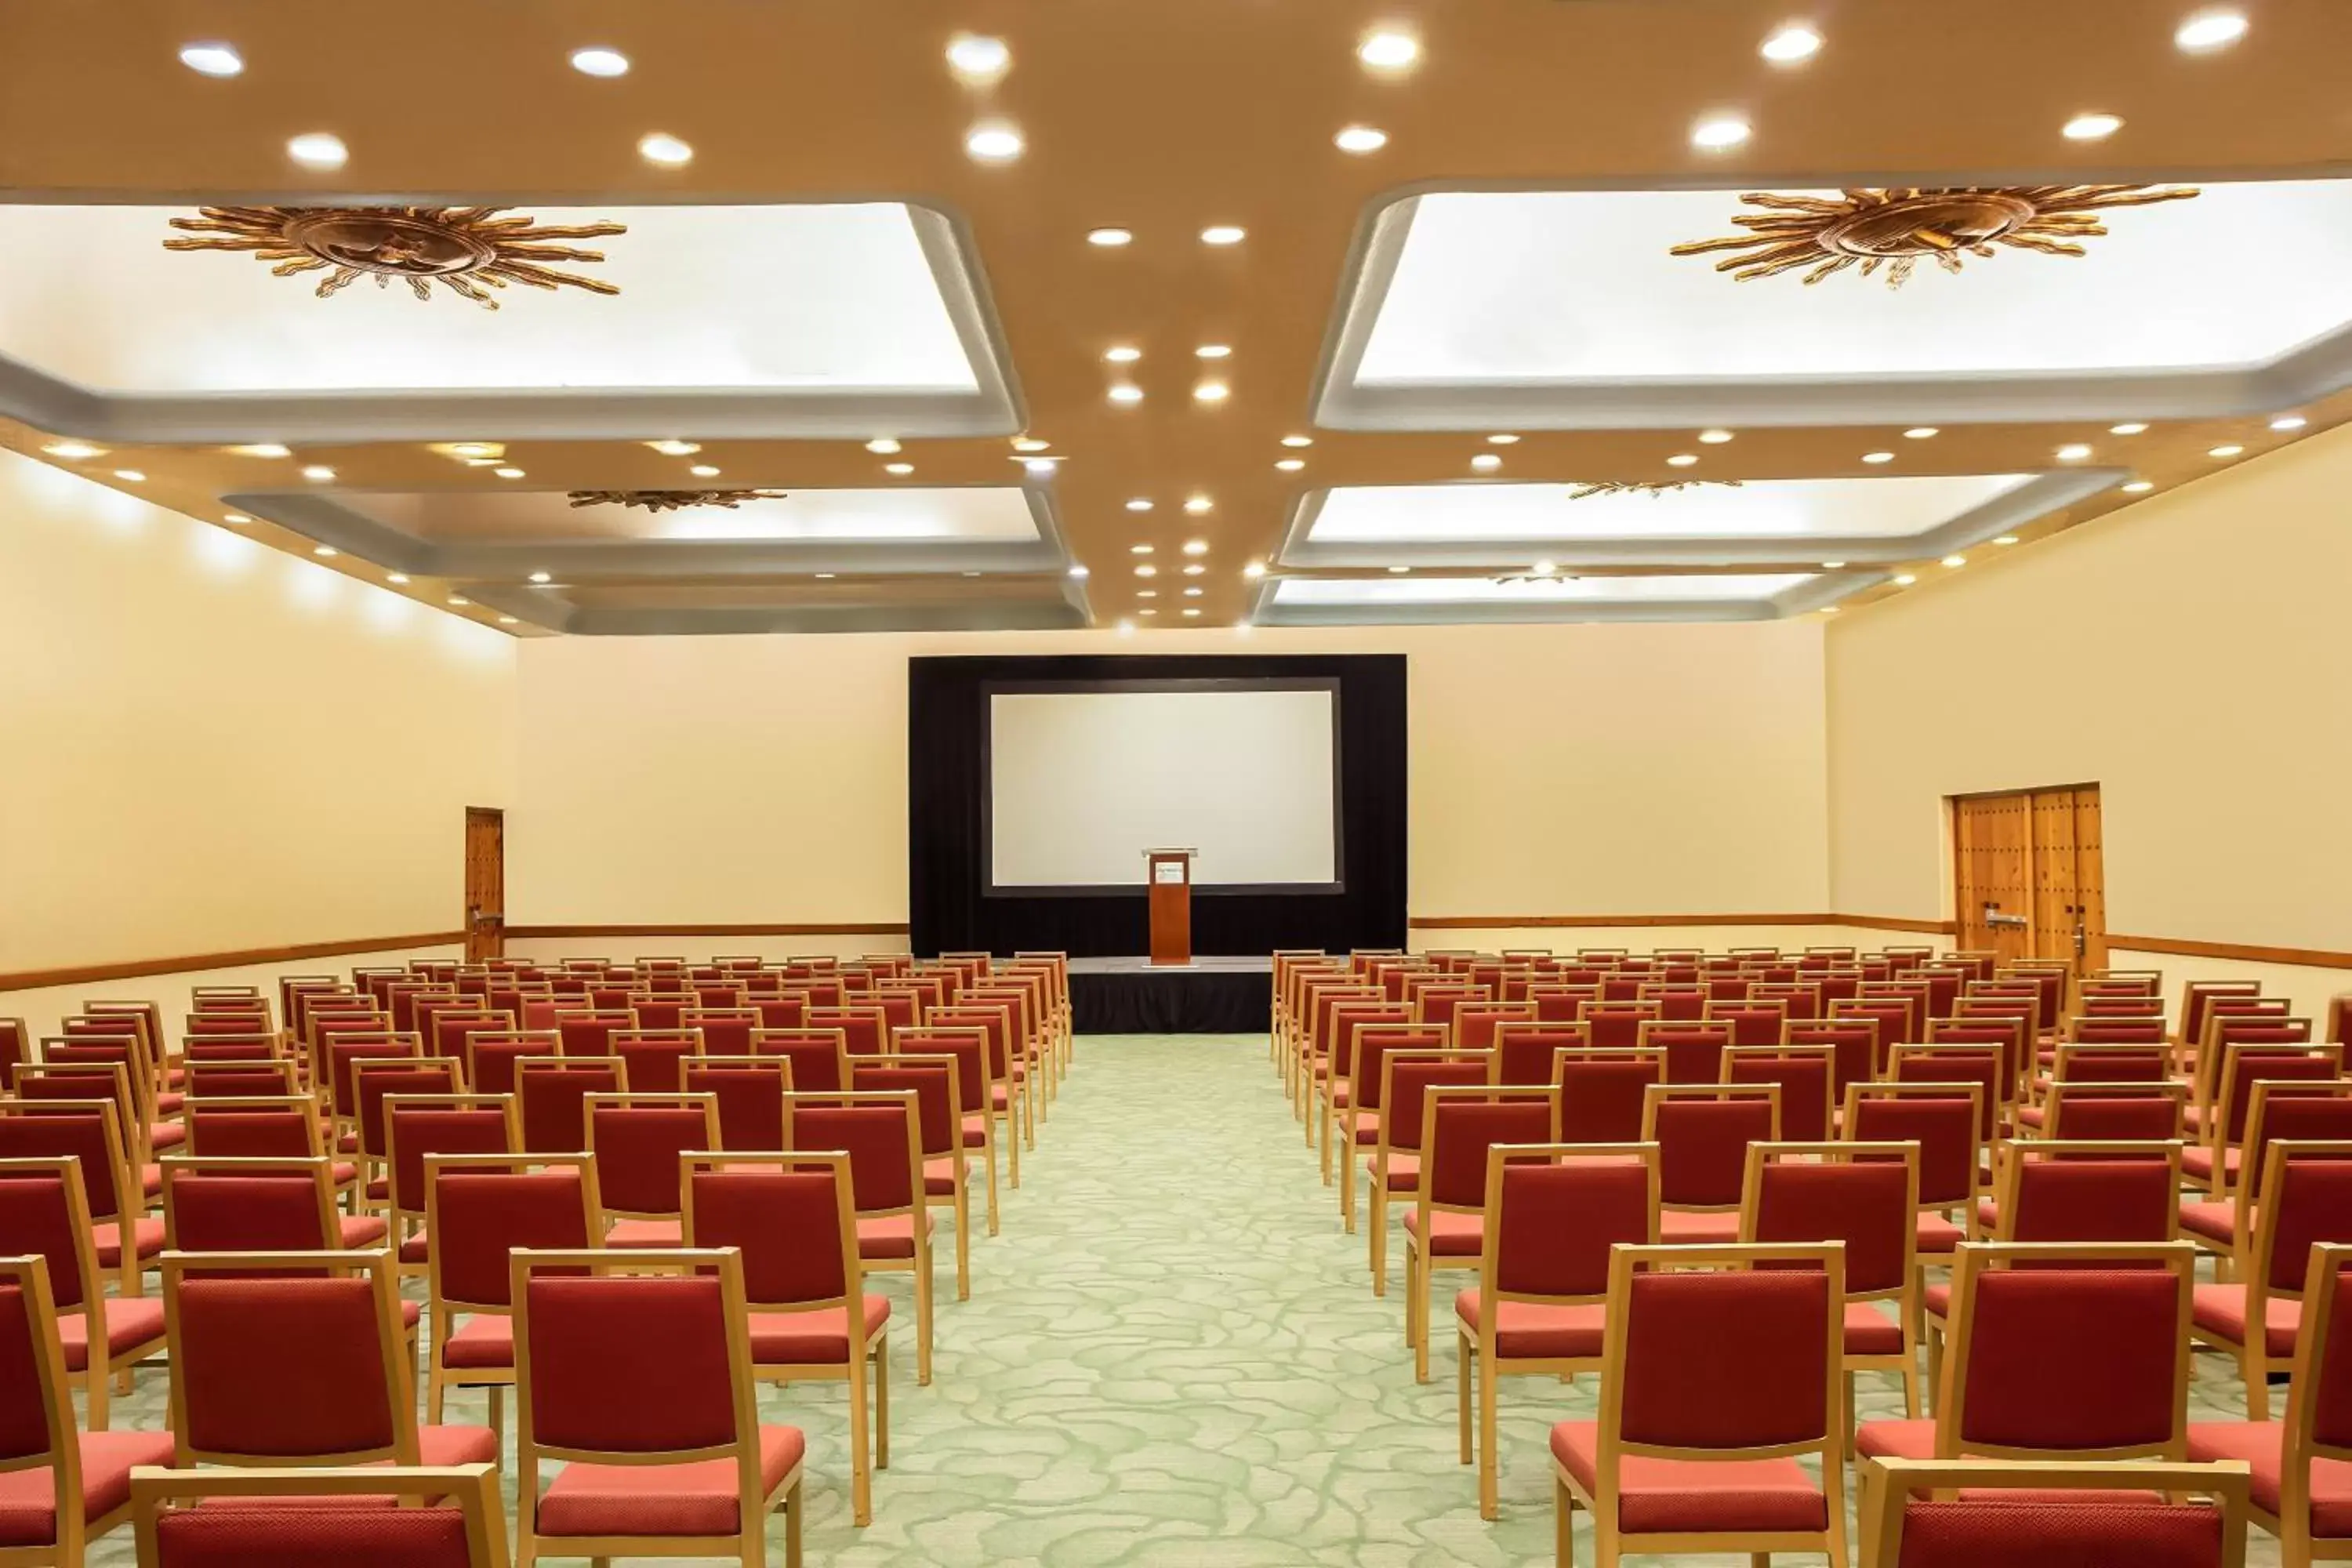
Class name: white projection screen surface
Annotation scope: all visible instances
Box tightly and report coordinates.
[987,684,1340,890]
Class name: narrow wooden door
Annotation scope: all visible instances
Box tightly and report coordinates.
[464,807,505,962]
[1953,792,2035,967]
[1951,784,2105,975]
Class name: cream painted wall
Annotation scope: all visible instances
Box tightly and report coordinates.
[0,943,465,1045]
[1827,423,2352,987]
[510,619,1831,927]
[0,451,517,975]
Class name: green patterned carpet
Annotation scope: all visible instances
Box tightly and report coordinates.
[90,1033,2280,1565]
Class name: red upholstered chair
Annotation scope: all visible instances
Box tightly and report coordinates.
[753,1028,853,1096]
[422,1156,602,1442]
[1583,1002,1659,1052]
[2187,1240,2352,1565]
[158,1155,388,1257]
[2180,1083,2352,1266]
[129,1464,511,1567]
[1892,1042,2009,1140]
[889,1027,1001,1239]
[2190,1141,2352,1420]
[1367,1050,1494,1297]
[2030,1080,2189,1142]
[685,1057,795,1154]
[510,1250,804,1568]
[627,993,691,1033]
[1635,985,1708,1023]
[456,1031,556,1098]
[683,1152,888,1525]
[587,1093,723,1247]
[1723,1044,1837,1143]
[2189,1042,2344,1196]
[1705,998,1790,1049]
[1843,1082,1989,1263]
[380,1094,517,1272]
[1455,1143,1658,1519]
[1340,1023,1449,1234]
[608,1029,702,1097]
[1494,1022,1588,1087]
[0,1099,165,1298]
[1862,1458,2250,1568]
[1456,1000,1539,1052]
[1640,1083,1780,1245]
[1857,1241,2198,1509]
[514,1056,627,1153]
[17,1060,173,1171]
[1404,1085,1559,1381]
[787,1093,936,1385]
[552,1010,631,1062]
[0,1159,167,1431]
[352,1058,464,1197]
[178,1058,300,1100]
[1788,1020,1878,1108]
[0,1254,173,1565]
[1636,1019,1735,1086]
[1550,1242,1846,1568]
[1315,1000,1410,1179]
[1740,1141,1924,1418]
[853,1057,973,1301]
[683,1008,760,1060]
[1552,1047,1667,1143]
[159,1249,493,1470]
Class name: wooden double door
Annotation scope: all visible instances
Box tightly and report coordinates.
[1952,784,2106,975]
[464,806,505,962]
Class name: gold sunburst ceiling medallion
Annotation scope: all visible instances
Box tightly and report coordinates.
[164,206,626,307]
[1567,479,1746,499]
[566,489,789,514]
[1671,185,2200,287]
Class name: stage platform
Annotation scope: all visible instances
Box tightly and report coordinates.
[1069,954,1272,1035]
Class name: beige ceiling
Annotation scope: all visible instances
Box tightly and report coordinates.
[2,0,2348,634]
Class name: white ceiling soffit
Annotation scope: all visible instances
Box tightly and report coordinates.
[1277,470,2112,569]
[0,200,1020,442]
[361,486,1044,546]
[1253,570,1869,627]
[1316,179,2352,430]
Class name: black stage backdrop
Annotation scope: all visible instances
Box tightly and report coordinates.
[908,654,1406,956]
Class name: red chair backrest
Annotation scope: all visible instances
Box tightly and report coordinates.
[1425,1097,1554,1207]
[521,1272,739,1454]
[789,1103,915,1213]
[1493,1156,1653,1298]
[0,1109,126,1222]
[1494,1022,1584,1086]
[589,1103,715,1216]
[1618,1267,1830,1448]
[1726,1052,1833,1143]
[753,1031,848,1094]
[557,1012,631,1058]
[688,1167,849,1305]
[851,1063,957,1160]
[1652,1094,1777,1207]
[0,1171,89,1308]
[2005,1157,2178,1245]
[172,1273,400,1457]
[432,1170,593,1307]
[386,1106,514,1217]
[1751,1160,1913,1294]
[517,1062,625,1153]
[1787,1022,1875,1098]
[185,1105,314,1161]
[1649,1023,1733,1086]
[683,1062,792,1152]
[612,1033,699,1096]
[1555,1053,1664,1144]
[165,1171,331,1252]
[1383,1060,1491,1153]
[1849,1093,1979,1207]
[1955,1265,2187,1451]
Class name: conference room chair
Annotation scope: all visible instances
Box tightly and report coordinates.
[1723,1044,1838,1143]
[1635,1018,1734,1085]
[0,1254,173,1567]
[684,1055,795,1153]
[2031,1080,2190,1143]
[319,1032,423,1152]
[510,1249,805,1568]
[682,1007,760,1059]
[1493,1021,1586,1087]
[178,1032,281,1068]
[0,1096,165,1293]
[513,1055,627,1154]
[352,1057,466,1198]
[1860,1458,2250,1568]
[1581,1002,1659,1052]
[1843,1081,1990,1273]
[2188,1011,2305,1098]
[753,1027,853,1096]
[158,1154,390,1260]
[18,1059,176,1171]
[159,1249,493,1470]
[1551,1046,1665,1144]
[1857,1241,2198,1519]
[2182,1087,2352,1270]
[601,1027,699,1095]
[929,1004,1030,1182]
[958,989,1044,1126]
[1338,1022,1449,1235]
[682,1152,889,1525]
[1889,1043,2009,1142]
[421,1153,603,1440]
[380,1094,519,1271]
[1787,1020,1878,1109]
[786,1091,935,1385]
[1313,999,1409,1178]
[0,1159,167,1431]
[1404,1084,1559,1381]
[1455,1142,1659,1519]
[1367,1050,1494,1298]
[2191,1141,2352,1420]
[130,1463,512,1567]
[176,1056,299,1102]
[2187,1040,2343,1196]
[1550,1243,1847,1568]
[586,1091,723,1247]
[853,1056,971,1301]
[884,1026,1001,1237]
[1740,1141,1923,1420]
[1640,1082,1780,1245]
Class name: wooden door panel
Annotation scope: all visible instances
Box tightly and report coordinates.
[464,807,505,963]
[1951,784,2107,980]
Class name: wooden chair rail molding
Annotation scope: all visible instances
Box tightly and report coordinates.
[1406,913,1957,935]
[0,930,468,991]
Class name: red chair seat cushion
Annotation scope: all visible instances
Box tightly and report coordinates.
[1454,1291,1606,1359]
[91,1218,166,1269]
[2180,1145,2239,1183]
[2187,1420,2352,1537]
[1658,1211,1741,1245]
[960,1115,991,1149]
[606,1218,684,1248]
[746,1297,892,1365]
[1855,1418,1937,1461]
[418,1425,499,1466]
[921,1156,965,1196]
[1382,1152,1421,1192]
[2013,1104,2046,1130]
[1400,1210,1483,1256]
[1550,1421,1828,1535]
[1916,1214,1965,1254]
[1354,1115,1383,1147]
[157,1093,185,1115]
[56,1298,167,1372]
[440,1315,515,1371]
[2192,1283,2299,1357]
[150,1123,186,1152]
[2179,1201,2238,1247]
[855,1214,933,1258]
[398,1229,431,1265]
[1974,1198,2002,1232]
[1924,1282,1952,1321]
[339,1215,389,1249]
[535,1425,804,1537]
[0,1428,177,1546]
[1844,1303,1904,1356]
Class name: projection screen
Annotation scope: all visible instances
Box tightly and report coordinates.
[985,681,1341,891]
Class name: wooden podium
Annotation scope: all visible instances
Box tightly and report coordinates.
[1145,848,1196,967]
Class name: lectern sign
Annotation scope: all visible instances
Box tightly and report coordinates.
[1146,848,1196,967]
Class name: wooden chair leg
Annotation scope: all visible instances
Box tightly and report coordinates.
[1478,1348,1501,1520]
[1457,1334,1474,1465]
[782,1475,804,1568]
[953,1181,971,1301]
[2243,1341,2270,1421]
[847,1352,873,1526]
[1555,1475,1576,1568]
[875,1336,891,1469]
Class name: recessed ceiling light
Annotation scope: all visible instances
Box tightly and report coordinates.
[446,442,499,459]
[312,544,337,557]
[1243,561,1266,579]
[1282,435,1314,448]
[1195,344,1232,360]
[1138,590,1158,599]
[2176,8,2249,53]
[1193,382,1230,403]
[1666,453,1700,467]
[1108,385,1144,405]
[1200,226,1247,246]
[569,47,630,77]
[1697,429,1735,445]
[1820,605,1839,616]
[1860,451,1895,464]
[1993,535,2020,546]
[2063,112,2123,142]
[1690,114,1751,151]
[1069,564,1090,579]
[2122,481,2154,493]
[227,443,292,459]
[1759,24,1824,64]
[637,132,693,168]
[1139,609,1158,617]
[107,467,143,481]
[1471,453,1503,472]
[498,615,520,626]
[1185,495,1214,514]
[2209,445,2245,458]
[494,466,525,479]
[1181,564,1207,577]
[1022,458,1059,476]
[1821,560,1846,569]
[286,132,347,169]
[1334,125,1388,154]
[1904,426,1940,440]
[448,596,470,607]
[387,572,408,583]
[815,572,837,580]
[1181,539,1209,556]
[1275,458,1305,472]
[961,570,982,579]
[2110,423,2149,435]
[1116,620,1135,635]
[865,438,902,454]
[965,122,1024,162]
[40,441,102,459]
[223,513,252,525]
[1087,227,1133,248]
[1126,499,1154,512]
[689,464,721,478]
[1386,565,1410,575]
[946,34,1011,82]
[1486,434,1519,446]
[1532,559,1558,576]
[1104,347,1142,364]
[1185,586,1205,597]
[301,465,336,481]
[2055,443,2093,461]
[1135,564,1158,578]
[1893,574,1917,586]
[1131,544,1155,555]
[1941,555,1966,568]
[647,440,701,456]
[529,571,552,583]
[1181,608,1201,618]
[2271,415,2310,431]
[1012,438,1051,452]
[1358,31,1421,71]
[886,462,915,475]
[178,42,244,77]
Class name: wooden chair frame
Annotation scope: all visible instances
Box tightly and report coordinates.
[1406,1083,1559,1382]
[0,1157,162,1431]
[782,1089,935,1386]
[1860,1457,2249,1568]
[129,1463,510,1568]
[1367,1047,1494,1297]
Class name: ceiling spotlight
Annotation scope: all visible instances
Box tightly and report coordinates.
[885,462,915,475]
[1697,429,1735,445]
[2176,8,2249,52]
[946,34,1011,81]
[1185,495,1213,514]
[1012,438,1051,453]
[1820,606,1839,616]
[1022,457,1059,476]
[1387,565,1411,575]
[1116,619,1136,635]
[1282,435,1315,448]
[1358,30,1421,71]
[1486,434,1519,445]
[569,46,630,77]
[1860,451,1895,464]
[2063,112,2124,141]
[866,438,902,454]
[1904,426,1940,440]
[286,132,348,169]
[1181,539,1209,556]
[446,441,499,459]
[1690,114,1751,151]
[1893,574,1917,586]
[1108,385,1144,405]
[1138,590,1158,599]
[1275,458,1305,472]
[637,132,694,167]
[301,465,336,481]
[223,513,252,525]
[493,466,525,479]
[1195,344,1232,360]
[1821,560,1847,569]
[111,469,146,482]
[178,42,245,77]
[1104,346,1142,364]
[1185,586,1205,596]
[1241,561,1266,580]
[1200,225,1247,246]
[1181,564,1206,577]
[815,572,837,580]
[1181,608,1201,618]
[1193,382,1230,403]
[1069,564,1090,579]
[40,441,102,459]
[1126,499,1154,512]
[2122,481,2154,493]
[647,440,701,456]
[386,572,408,583]
[228,443,292,458]
[1993,535,2020,546]
[1532,559,1558,576]
[529,571,552,583]
[960,570,982,579]
[1131,544,1155,555]
[1759,24,1824,63]
[1135,564,1158,578]
[1471,453,1503,472]
[1666,453,1700,467]
[312,544,337,557]
[2209,444,2245,458]
[1941,555,1967,568]
[448,596,470,607]
[1087,227,1133,248]
[1334,125,1389,154]
[689,464,721,477]
[2055,443,2093,461]
[2272,415,2310,431]
[1139,609,1158,617]
[2110,423,2149,435]
[498,615,520,626]
[965,122,1024,162]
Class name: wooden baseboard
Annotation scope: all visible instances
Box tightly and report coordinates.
[1406,912,1958,935]
[2110,934,2352,971]
[502,922,911,939]
[0,931,466,992]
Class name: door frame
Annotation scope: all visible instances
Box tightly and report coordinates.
[1948,782,2104,974]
